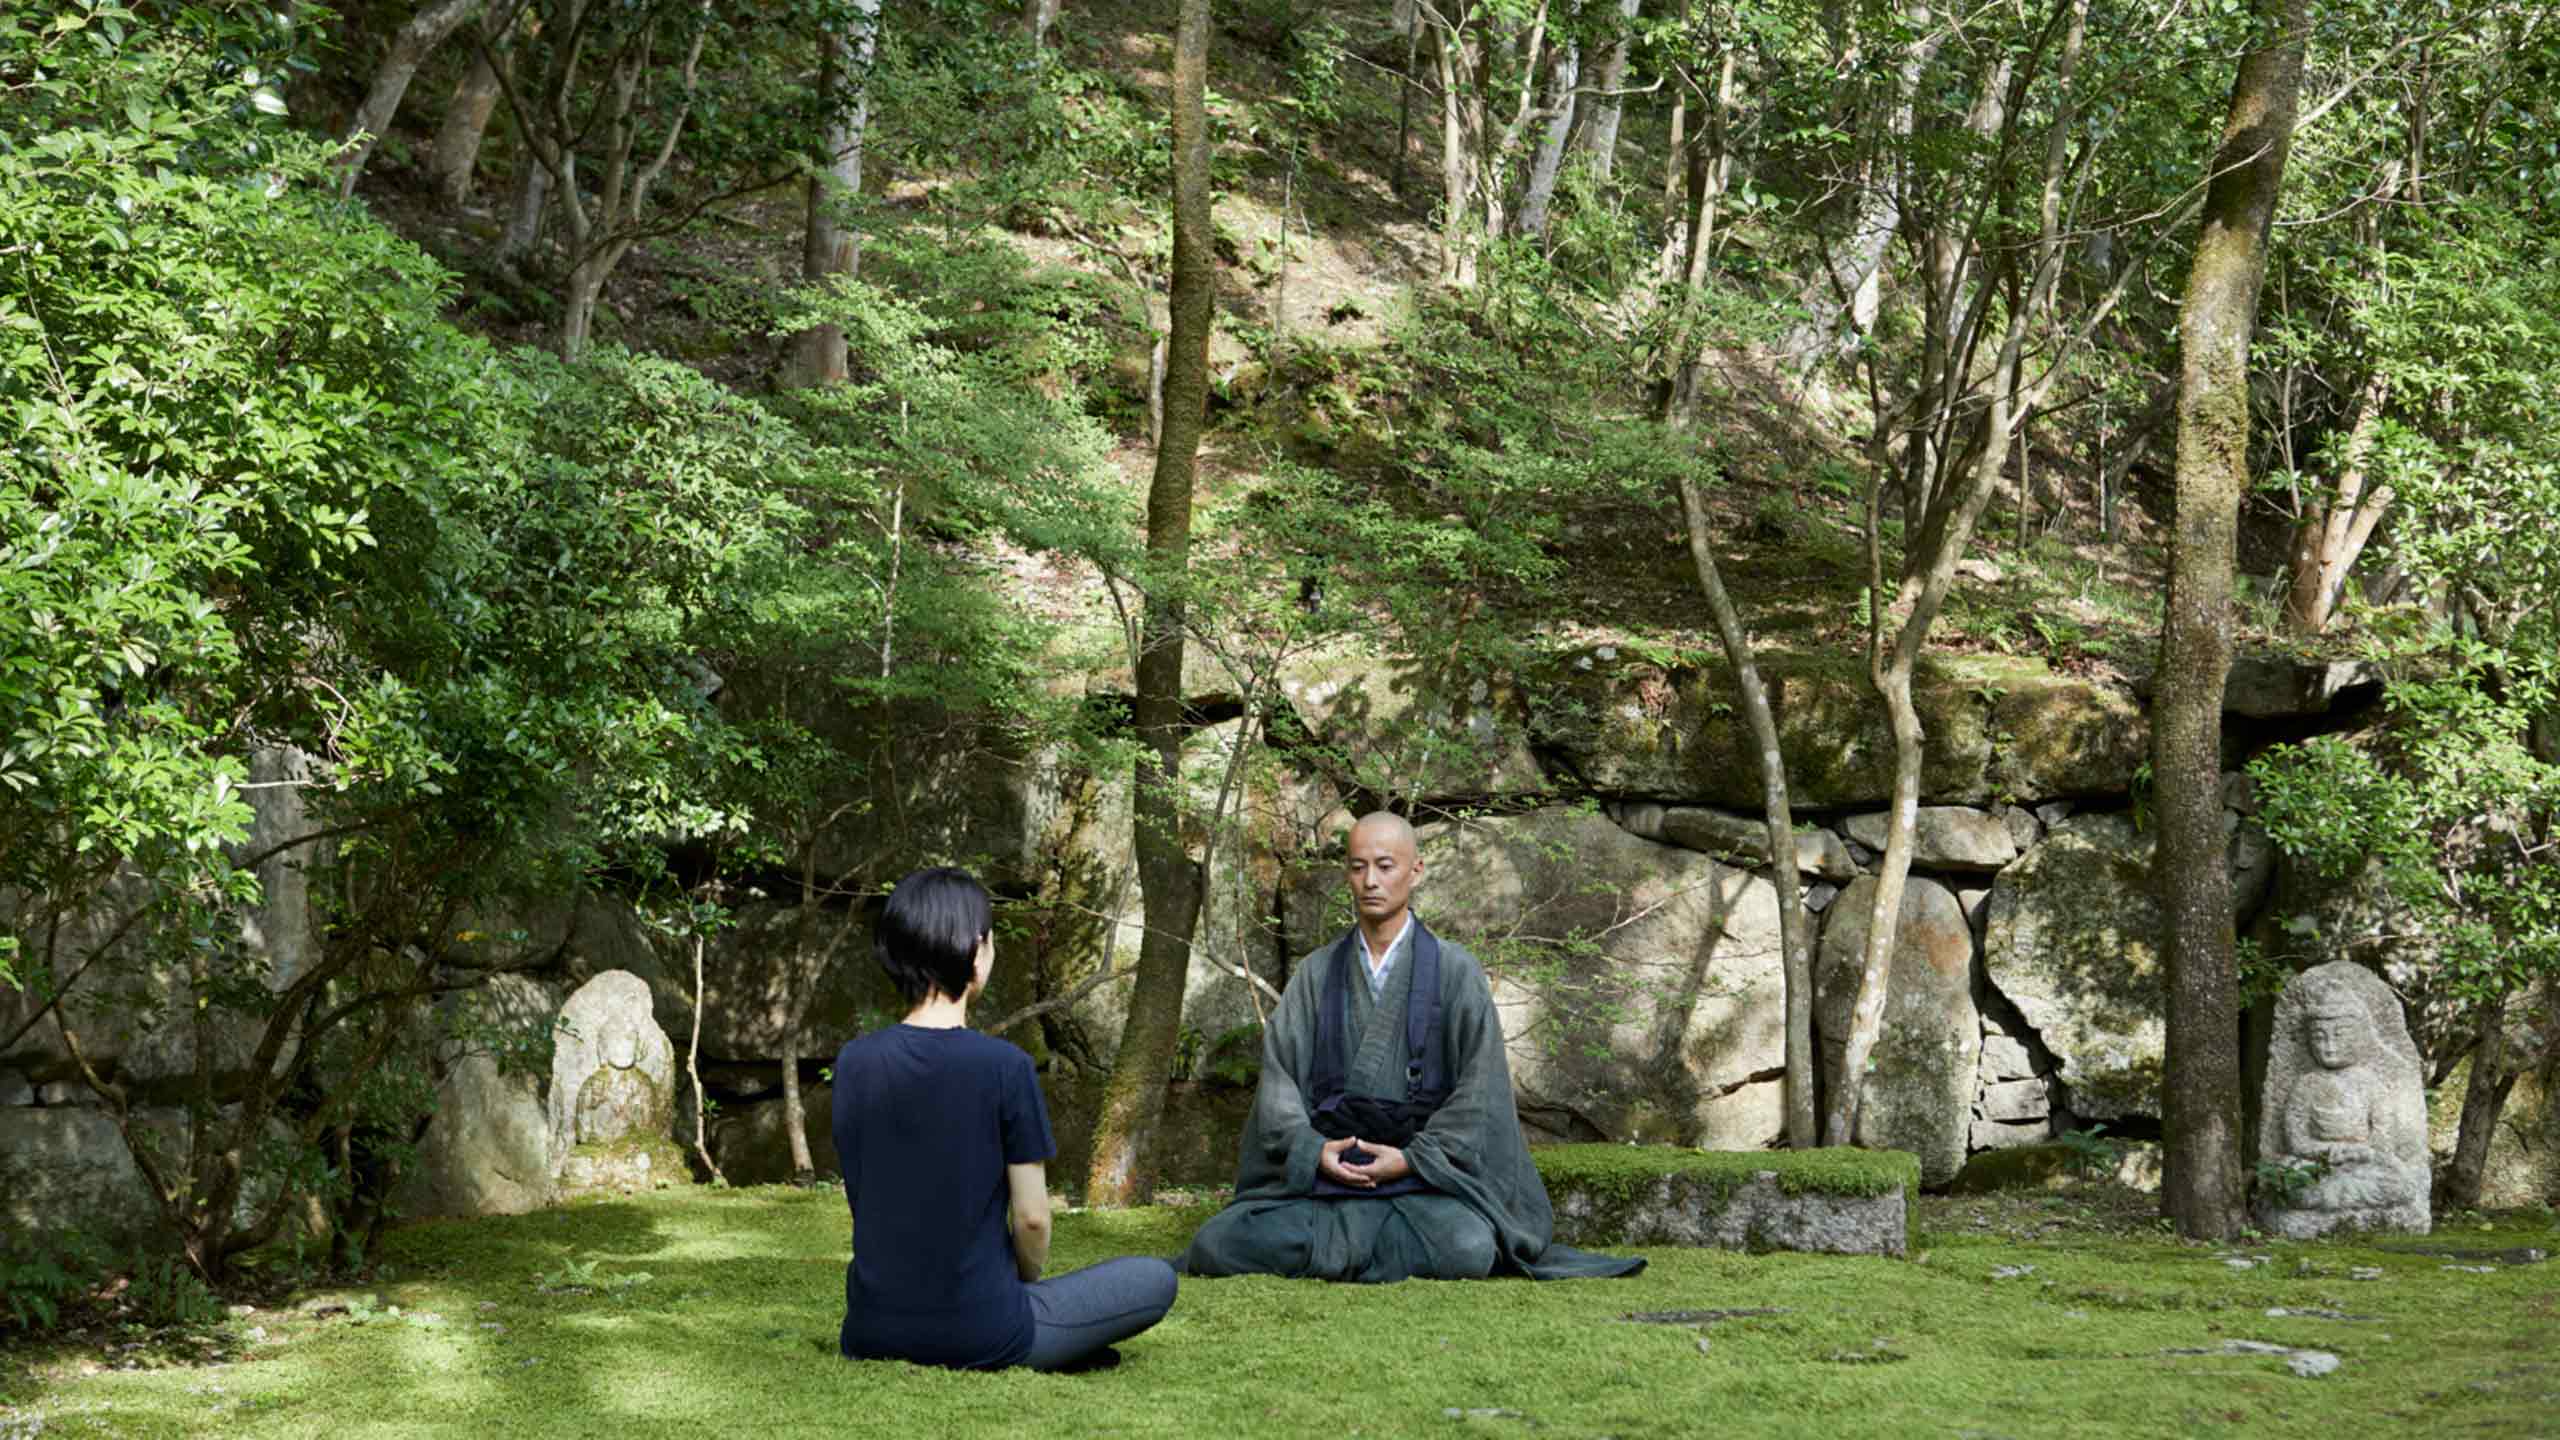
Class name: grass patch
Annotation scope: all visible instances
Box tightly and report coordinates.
[5,1186,2554,1438]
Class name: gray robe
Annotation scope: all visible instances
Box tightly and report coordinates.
[1180,924,1643,1282]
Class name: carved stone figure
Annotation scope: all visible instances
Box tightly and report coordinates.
[549,970,675,1155]
[2256,962,2430,1238]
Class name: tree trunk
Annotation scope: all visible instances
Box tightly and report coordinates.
[1784,8,1938,366]
[783,4,879,389]
[2280,371,2393,634]
[1826,661,1923,1144]
[337,0,487,197]
[1674,472,1817,1148]
[1432,15,1482,285]
[1024,0,1061,47]
[1573,0,1642,181]
[560,249,614,358]
[495,153,550,269]
[1514,44,1579,239]
[2438,1009,2517,1211]
[1086,0,1213,1208]
[2155,0,2306,1242]
[428,19,511,205]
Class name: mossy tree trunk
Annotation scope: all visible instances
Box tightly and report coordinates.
[1087,0,1213,1208]
[2155,0,2306,1241]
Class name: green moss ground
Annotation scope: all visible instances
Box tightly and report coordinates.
[5,1185,2553,1439]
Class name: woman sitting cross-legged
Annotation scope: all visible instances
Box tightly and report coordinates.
[831,866,1178,1371]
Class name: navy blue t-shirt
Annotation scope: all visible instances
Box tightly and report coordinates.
[831,1023,1055,1369]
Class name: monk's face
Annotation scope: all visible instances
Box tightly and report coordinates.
[1345,821,1421,927]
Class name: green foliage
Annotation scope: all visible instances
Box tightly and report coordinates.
[0,1229,110,1334]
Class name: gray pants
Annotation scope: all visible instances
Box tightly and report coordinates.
[1020,1256,1180,1371]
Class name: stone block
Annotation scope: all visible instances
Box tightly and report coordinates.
[1977,1076,2050,1123]
[1815,876,1980,1186]
[1842,807,2018,872]
[1979,1032,2036,1082]
[1968,1116,2052,1151]
[1647,807,1859,880]
[1539,1145,1913,1257]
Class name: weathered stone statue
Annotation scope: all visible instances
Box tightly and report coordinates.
[2256,962,2429,1238]
[550,971,675,1152]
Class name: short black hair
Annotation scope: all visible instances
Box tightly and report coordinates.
[875,867,993,1007]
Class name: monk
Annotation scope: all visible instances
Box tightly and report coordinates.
[1178,812,1644,1283]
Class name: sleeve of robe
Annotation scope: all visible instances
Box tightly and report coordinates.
[1228,946,1334,1201]
[1230,936,1643,1280]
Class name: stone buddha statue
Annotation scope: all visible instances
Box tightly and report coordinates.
[2256,963,2430,1238]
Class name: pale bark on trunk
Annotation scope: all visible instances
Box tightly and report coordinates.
[784,3,880,390]
[1024,0,1061,47]
[1784,8,1938,366]
[338,0,487,197]
[1514,44,1579,240]
[1674,472,1817,1148]
[1573,0,1642,181]
[1432,15,1483,285]
[2280,370,2394,634]
[1087,0,1213,1207]
[1828,0,2087,1144]
[428,18,512,204]
[2155,0,2306,1241]
[486,0,714,357]
[1661,47,1736,421]
[496,153,550,267]
[687,930,728,1185]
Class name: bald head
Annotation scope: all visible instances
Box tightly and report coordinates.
[1347,810,1416,858]
[1345,811,1421,937]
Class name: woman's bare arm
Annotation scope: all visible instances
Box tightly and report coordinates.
[1006,1161,1051,1282]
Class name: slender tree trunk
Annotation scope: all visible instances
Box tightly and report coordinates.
[428,18,511,204]
[1432,14,1482,285]
[784,3,879,389]
[687,929,728,1185]
[1574,0,1642,181]
[2439,1009,2516,1211]
[1514,44,1579,239]
[2280,371,2393,634]
[1087,0,1213,1207]
[337,0,487,197]
[1392,11,1422,201]
[1674,472,1817,1148]
[1785,8,1938,366]
[2155,0,2306,1241]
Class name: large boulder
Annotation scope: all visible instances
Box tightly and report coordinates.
[1034,719,1329,1072]
[1814,875,1981,1185]
[1986,674,2148,801]
[1421,808,1788,1148]
[1530,651,1998,808]
[0,1104,292,1249]
[708,1080,840,1186]
[1982,813,2165,1121]
[400,975,563,1219]
[1276,643,1549,802]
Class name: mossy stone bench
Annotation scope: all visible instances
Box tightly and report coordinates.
[1534,1144,1919,1258]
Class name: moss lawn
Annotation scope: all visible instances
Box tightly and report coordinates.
[4,1182,2553,1439]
